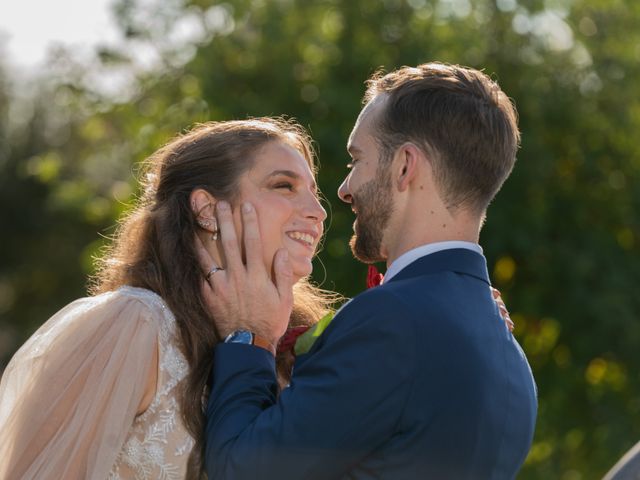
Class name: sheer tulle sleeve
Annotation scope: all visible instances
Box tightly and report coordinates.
[0,291,160,479]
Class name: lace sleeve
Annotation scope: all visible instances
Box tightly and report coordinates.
[0,292,160,479]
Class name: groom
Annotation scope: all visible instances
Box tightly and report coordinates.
[204,63,537,479]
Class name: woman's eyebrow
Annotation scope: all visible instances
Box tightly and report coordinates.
[266,170,300,180]
[266,170,317,192]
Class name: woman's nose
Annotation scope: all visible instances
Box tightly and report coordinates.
[303,192,327,222]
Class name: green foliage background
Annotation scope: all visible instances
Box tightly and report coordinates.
[1,0,639,478]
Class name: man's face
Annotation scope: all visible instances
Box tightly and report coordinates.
[338,98,394,263]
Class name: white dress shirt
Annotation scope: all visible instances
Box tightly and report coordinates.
[382,241,483,284]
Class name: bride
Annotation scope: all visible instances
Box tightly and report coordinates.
[0,117,333,479]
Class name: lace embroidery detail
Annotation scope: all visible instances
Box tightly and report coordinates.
[175,436,195,457]
[108,287,194,479]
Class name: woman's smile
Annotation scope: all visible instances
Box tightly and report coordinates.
[285,230,318,249]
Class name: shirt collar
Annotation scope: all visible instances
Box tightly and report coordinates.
[382,241,483,284]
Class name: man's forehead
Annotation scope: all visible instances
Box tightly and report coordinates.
[347,125,360,150]
[357,97,383,126]
[347,96,385,150]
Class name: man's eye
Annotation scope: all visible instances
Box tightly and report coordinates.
[347,159,358,169]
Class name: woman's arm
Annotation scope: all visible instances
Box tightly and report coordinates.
[0,293,159,479]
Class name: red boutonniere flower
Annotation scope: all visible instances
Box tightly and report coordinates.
[277,312,335,356]
[277,326,311,356]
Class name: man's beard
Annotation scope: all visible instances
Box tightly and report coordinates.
[349,168,394,263]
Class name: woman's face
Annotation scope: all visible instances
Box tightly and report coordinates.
[232,141,326,280]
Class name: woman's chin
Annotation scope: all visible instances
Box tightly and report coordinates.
[291,259,313,280]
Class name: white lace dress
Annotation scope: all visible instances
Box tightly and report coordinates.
[0,286,196,479]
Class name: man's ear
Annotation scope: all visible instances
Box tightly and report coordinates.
[395,142,423,192]
[190,188,217,218]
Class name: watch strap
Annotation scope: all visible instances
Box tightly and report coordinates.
[224,329,276,356]
[252,333,276,356]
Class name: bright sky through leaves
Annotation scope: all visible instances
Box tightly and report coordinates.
[0,0,118,71]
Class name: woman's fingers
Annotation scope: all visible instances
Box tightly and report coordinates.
[505,316,515,332]
[491,287,514,332]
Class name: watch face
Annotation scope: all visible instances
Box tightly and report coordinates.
[225,330,253,345]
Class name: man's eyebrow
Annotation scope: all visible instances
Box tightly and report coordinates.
[347,145,363,156]
[266,170,318,191]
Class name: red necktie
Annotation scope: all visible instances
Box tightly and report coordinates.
[367,265,384,288]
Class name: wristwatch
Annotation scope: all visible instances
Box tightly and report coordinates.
[224,329,276,356]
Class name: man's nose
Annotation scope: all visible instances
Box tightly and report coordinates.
[338,176,352,203]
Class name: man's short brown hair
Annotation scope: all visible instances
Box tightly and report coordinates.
[365,62,520,214]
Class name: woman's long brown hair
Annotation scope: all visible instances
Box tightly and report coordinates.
[90,118,337,478]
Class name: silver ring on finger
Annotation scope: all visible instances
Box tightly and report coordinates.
[206,265,224,280]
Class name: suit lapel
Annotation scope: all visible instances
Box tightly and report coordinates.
[386,248,491,286]
[294,249,490,369]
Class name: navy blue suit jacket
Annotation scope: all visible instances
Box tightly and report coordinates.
[205,249,537,479]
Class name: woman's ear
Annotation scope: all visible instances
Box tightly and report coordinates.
[190,189,218,240]
[190,189,217,217]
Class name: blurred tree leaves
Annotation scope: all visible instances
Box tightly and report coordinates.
[1,0,639,478]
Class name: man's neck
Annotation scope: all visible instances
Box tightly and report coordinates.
[383,213,481,268]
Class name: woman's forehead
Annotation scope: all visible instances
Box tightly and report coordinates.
[248,141,316,181]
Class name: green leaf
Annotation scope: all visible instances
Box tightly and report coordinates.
[294,311,335,356]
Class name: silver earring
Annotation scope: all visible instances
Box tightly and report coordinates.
[197,219,211,229]
[197,217,218,241]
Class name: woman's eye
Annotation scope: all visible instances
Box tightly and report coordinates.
[274,182,294,191]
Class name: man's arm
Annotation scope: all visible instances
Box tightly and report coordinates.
[205,289,416,480]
